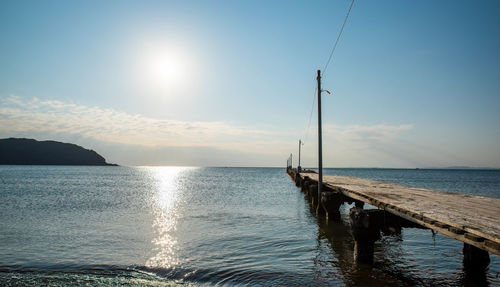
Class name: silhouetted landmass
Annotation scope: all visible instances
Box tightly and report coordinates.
[0,138,117,166]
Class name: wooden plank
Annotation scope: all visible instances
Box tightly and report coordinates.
[298,173,500,255]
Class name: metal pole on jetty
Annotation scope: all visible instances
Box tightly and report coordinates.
[298,139,302,172]
[317,70,323,202]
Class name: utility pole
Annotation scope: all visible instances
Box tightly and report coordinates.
[317,70,323,202]
[298,139,302,172]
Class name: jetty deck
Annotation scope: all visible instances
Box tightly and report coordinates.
[291,170,500,257]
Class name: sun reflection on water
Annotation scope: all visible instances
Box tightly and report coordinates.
[145,166,191,269]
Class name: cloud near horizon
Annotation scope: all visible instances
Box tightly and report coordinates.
[0,95,417,166]
[0,95,271,148]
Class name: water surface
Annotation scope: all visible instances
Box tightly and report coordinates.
[0,166,499,286]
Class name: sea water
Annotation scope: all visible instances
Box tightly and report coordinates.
[0,166,499,286]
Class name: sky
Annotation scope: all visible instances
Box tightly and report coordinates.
[1,0,499,167]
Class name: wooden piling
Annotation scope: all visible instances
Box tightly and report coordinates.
[349,208,381,264]
[463,243,490,280]
[320,191,343,221]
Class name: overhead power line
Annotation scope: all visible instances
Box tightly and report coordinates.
[322,0,355,75]
[303,87,317,145]
[300,0,355,162]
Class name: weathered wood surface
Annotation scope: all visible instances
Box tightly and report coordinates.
[298,172,500,256]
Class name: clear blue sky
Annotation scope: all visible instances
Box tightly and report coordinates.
[1,0,499,167]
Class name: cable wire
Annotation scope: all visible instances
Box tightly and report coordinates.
[322,0,355,75]
[303,87,317,145]
[298,0,355,163]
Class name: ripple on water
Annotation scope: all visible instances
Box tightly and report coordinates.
[0,166,499,286]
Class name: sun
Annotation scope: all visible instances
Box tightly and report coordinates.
[138,43,191,91]
[147,51,185,85]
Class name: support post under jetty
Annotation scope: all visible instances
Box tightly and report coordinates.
[286,168,499,281]
[349,208,381,264]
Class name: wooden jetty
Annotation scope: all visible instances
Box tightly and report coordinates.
[286,168,500,277]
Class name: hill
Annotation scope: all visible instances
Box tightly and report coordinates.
[0,138,116,166]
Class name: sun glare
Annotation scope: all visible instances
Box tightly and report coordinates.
[137,43,192,91]
[147,52,185,85]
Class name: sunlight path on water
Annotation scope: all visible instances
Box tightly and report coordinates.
[146,167,193,270]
